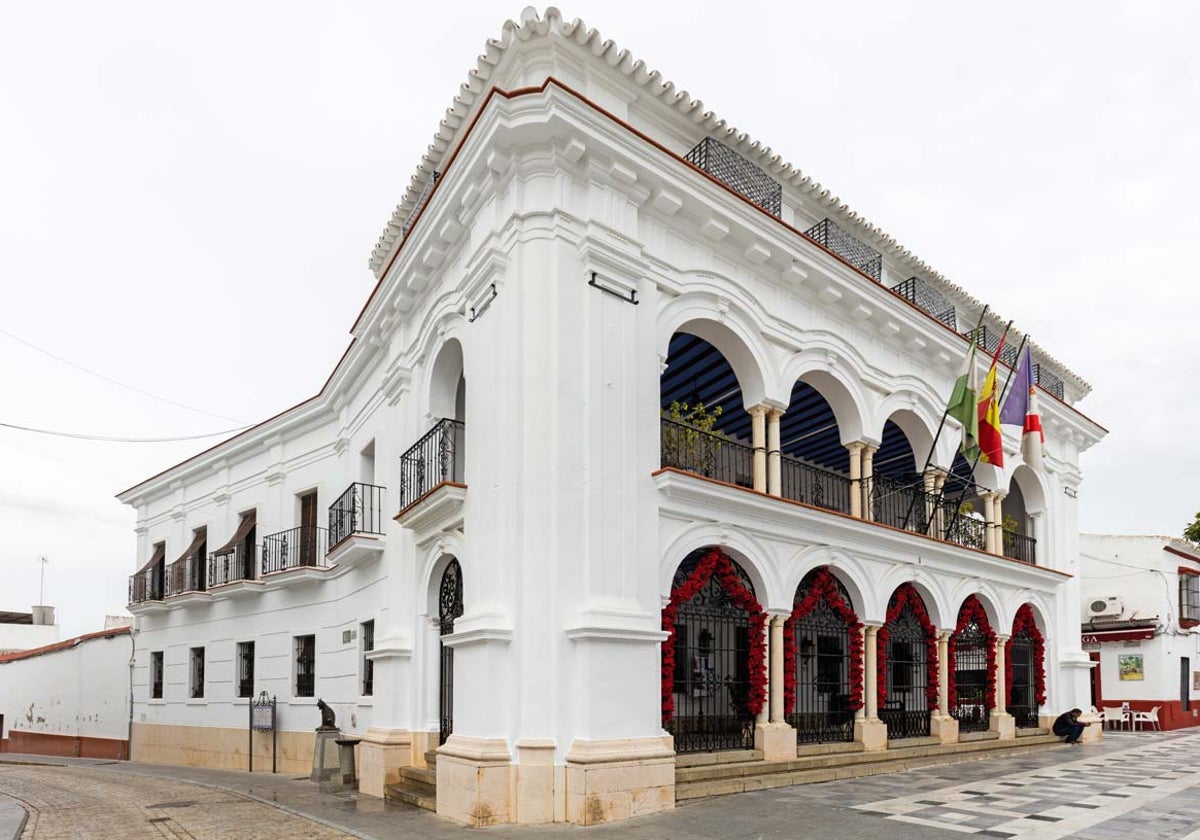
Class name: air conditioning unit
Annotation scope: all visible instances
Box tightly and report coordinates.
[1088,597,1124,619]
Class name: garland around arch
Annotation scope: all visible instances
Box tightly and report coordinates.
[877,583,940,710]
[1006,603,1047,706]
[661,548,767,726]
[948,595,997,710]
[782,568,864,713]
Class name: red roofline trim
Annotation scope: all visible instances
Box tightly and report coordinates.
[0,626,131,664]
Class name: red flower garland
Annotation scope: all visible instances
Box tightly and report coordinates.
[1006,604,1047,706]
[782,568,864,713]
[661,549,768,726]
[947,595,997,710]
[877,583,940,710]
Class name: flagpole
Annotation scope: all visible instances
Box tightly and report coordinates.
[898,306,989,533]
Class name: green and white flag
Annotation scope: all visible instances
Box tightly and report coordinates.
[947,342,979,461]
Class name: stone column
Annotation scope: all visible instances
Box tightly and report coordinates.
[930,631,959,744]
[750,406,767,493]
[846,442,864,519]
[993,493,1007,557]
[755,613,795,760]
[932,472,947,539]
[990,634,1015,739]
[854,624,867,723]
[861,444,878,522]
[766,409,783,497]
[1028,511,1044,566]
[980,491,997,554]
[856,624,887,751]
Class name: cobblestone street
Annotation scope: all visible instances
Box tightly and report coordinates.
[1,732,1198,839]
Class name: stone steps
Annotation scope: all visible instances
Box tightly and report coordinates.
[384,757,438,812]
[675,733,1061,802]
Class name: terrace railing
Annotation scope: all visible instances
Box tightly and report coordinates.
[399,418,465,511]
[329,482,386,549]
[208,543,257,587]
[262,526,329,574]
[128,567,163,604]
[780,454,852,515]
[685,137,782,217]
[804,218,883,281]
[1002,530,1037,565]
[164,557,206,596]
[892,276,957,329]
[1033,364,1064,399]
[660,418,754,489]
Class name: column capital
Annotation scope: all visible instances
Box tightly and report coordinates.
[747,404,769,418]
[845,441,865,455]
[995,633,1011,643]
[1028,510,1044,520]
[938,630,953,642]
[767,609,790,622]
[861,442,879,456]
[767,407,785,421]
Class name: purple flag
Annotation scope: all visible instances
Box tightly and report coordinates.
[1000,345,1033,426]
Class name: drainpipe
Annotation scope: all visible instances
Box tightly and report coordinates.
[127,623,136,761]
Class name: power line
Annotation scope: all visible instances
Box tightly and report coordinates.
[0,421,251,443]
[0,326,246,424]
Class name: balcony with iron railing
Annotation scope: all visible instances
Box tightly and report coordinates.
[891,277,957,330]
[660,418,1033,562]
[165,557,207,598]
[398,418,465,515]
[262,525,330,575]
[208,543,257,589]
[804,218,883,281]
[128,566,164,606]
[326,481,388,567]
[685,137,782,217]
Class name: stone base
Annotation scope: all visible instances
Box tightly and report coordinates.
[437,735,513,827]
[754,722,797,761]
[131,723,314,775]
[930,715,960,745]
[855,717,888,752]
[989,712,1016,740]
[515,740,558,824]
[564,736,675,826]
[1075,713,1103,744]
[311,730,342,782]
[357,728,412,798]
[411,729,437,767]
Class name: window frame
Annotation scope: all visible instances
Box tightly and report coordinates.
[361,620,375,697]
[236,641,255,699]
[189,646,205,699]
[294,634,316,698]
[150,650,164,699]
[1180,570,1200,627]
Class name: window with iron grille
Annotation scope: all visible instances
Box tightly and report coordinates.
[189,647,205,699]
[294,634,316,698]
[1181,572,1200,624]
[236,641,255,698]
[361,620,375,696]
[150,651,164,699]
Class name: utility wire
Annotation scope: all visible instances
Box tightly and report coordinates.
[0,326,246,424]
[0,420,251,443]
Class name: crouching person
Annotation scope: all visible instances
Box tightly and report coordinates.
[1052,708,1089,745]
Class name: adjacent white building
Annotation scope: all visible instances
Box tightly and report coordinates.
[1079,534,1200,730]
[118,8,1106,826]
[0,606,59,655]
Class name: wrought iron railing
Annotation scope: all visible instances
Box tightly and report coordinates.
[328,482,386,549]
[879,704,931,740]
[804,218,883,281]
[262,526,329,574]
[871,474,932,533]
[684,137,782,217]
[399,418,465,511]
[165,557,206,596]
[891,277,956,329]
[1007,703,1040,729]
[1002,530,1037,565]
[780,454,852,514]
[208,544,257,587]
[401,170,440,236]
[660,418,754,489]
[1033,364,1064,399]
[939,501,989,552]
[964,325,1019,367]
[128,567,163,604]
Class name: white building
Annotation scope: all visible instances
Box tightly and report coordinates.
[0,606,59,655]
[0,626,132,758]
[1079,534,1200,730]
[118,8,1106,826]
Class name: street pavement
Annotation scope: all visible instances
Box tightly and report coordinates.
[1,730,1197,839]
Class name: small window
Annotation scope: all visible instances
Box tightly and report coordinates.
[361,620,375,696]
[1181,572,1200,624]
[150,651,164,699]
[236,641,255,698]
[295,634,316,697]
[189,647,205,699]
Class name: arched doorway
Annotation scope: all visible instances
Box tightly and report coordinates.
[662,548,766,753]
[879,584,937,739]
[785,567,863,744]
[1007,604,1046,729]
[949,596,997,733]
[438,559,464,744]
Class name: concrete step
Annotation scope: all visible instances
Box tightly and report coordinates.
[675,749,762,768]
[384,763,438,812]
[424,749,439,769]
[1016,727,1050,737]
[958,730,1000,743]
[385,782,437,812]
[676,735,1060,802]
[398,766,437,794]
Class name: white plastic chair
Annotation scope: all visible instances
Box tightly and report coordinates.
[1101,706,1128,730]
[1131,706,1161,731]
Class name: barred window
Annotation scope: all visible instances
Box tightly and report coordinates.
[295,634,316,698]
[1181,572,1200,624]
[236,641,255,698]
[189,647,205,699]
[150,651,164,699]
[361,620,375,697]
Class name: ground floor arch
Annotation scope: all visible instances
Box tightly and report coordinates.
[879,583,938,739]
[950,595,997,733]
[1007,603,1046,728]
[437,557,463,745]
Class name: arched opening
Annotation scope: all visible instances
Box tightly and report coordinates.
[1007,604,1046,729]
[778,379,851,513]
[871,416,925,531]
[437,558,464,744]
[938,451,988,551]
[879,584,938,739]
[949,596,997,733]
[784,567,863,744]
[1002,466,1044,564]
[662,547,766,753]
[660,333,754,488]
[401,341,466,510]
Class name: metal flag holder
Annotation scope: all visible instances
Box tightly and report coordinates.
[249,691,277,773]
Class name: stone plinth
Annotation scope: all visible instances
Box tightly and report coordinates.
[310,730,342,783]
[357,728,412,798]
[564,736,675,826]
[436,735,513,827]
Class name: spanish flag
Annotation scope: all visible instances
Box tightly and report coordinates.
[977,356,1004,467]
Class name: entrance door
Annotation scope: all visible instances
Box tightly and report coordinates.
[438,559,464,745]
[299,491,318,566]
[1008,632,1039,728]
[882,606,931,739]
[1183,657,1191,713]
[1089,651,1102,709]
[951,620,991,732]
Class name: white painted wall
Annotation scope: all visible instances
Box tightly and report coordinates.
[0,622,58,655]
[0,630,131,742]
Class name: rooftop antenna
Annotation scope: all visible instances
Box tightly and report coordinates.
[38,555,48,605]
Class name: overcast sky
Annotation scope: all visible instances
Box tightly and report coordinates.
[2,1,1197,636]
